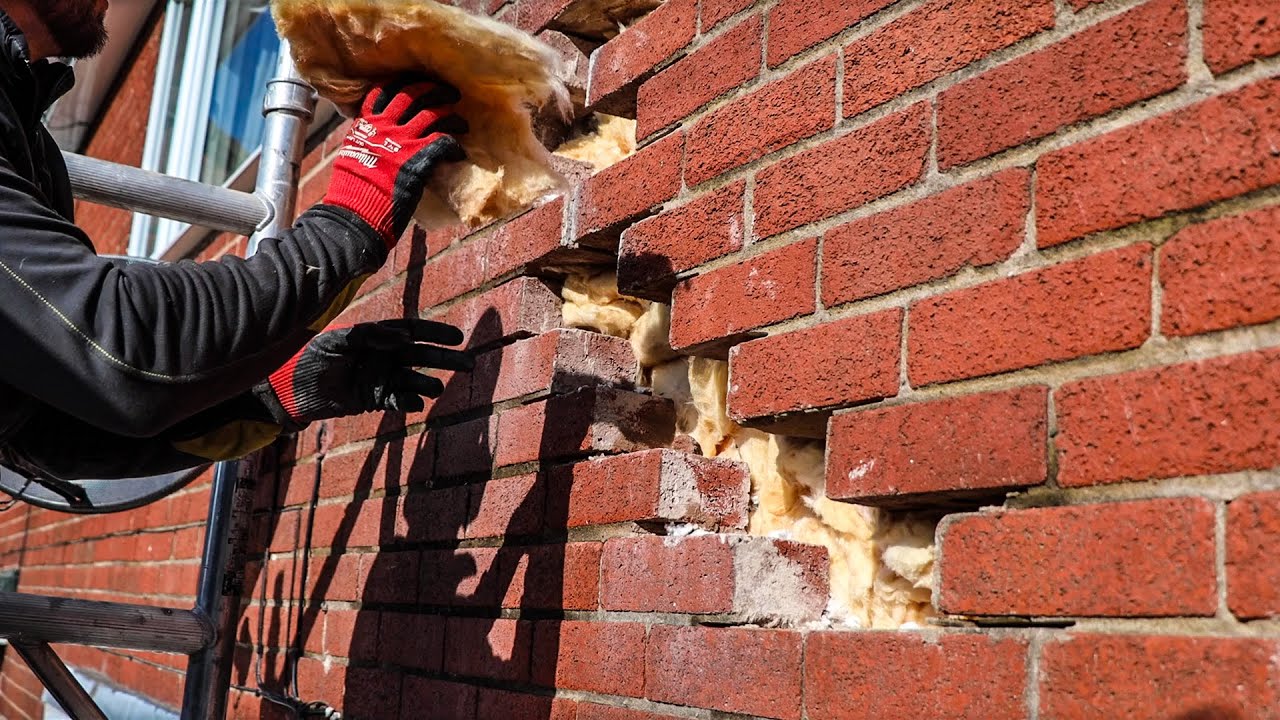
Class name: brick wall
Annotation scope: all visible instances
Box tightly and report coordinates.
[4,0,1280,718]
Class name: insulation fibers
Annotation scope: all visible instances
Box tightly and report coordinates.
[560,273,938,629]
[272,0,570,228]
[553,114,638,171]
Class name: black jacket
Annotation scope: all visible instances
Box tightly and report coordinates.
[0,13,386,479]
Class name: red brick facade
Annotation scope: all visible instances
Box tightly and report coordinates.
[4,0,1280,718]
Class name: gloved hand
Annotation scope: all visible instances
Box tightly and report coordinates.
[322,77,468,247]
[259,319,474,429]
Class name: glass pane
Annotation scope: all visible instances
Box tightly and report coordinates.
[202,2,280,185]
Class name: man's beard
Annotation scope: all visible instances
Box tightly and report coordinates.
[42,1,108,59]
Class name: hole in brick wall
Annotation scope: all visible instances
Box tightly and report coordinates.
[553,113,638,172]
[558,270,942,629]
[549,0,664,40]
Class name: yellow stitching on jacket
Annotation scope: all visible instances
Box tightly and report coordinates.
[0,258,179,381]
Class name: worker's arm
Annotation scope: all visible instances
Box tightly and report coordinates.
[0,319,474,479]
[0,79,464,439]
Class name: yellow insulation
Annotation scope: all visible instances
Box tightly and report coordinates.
[565,271,938,629]
[272,0,570,229]
[553,114,638,172]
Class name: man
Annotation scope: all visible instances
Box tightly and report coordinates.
[0,0,473,484]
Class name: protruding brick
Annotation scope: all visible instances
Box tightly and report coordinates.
[670,238,817,355]
[1056,349,1280,486]
[822,169,1030,305]
[1204,0,1280,73]
[645,625,803,719]
[843,0,1055,118]
[827,386,1049,507]
[727,309,902,433]
[587,0,696,115]
[575,131,683,244]
[805,632,1029,720]
[619,181,745,301]
[939,498,1218,617]
[1039,634,1280,718]
[685,54,837,186]
[430,277,562,352]
[495,387,676,467]
[909,245,1152,386]
[1161,205,1280,337]
[754,103,930,238]
[636,15,762,137]
[938,0,1186,168]
[601,535,828,623]
[482,198,583,284]
[547,449,750,530]
[532,621,647,696]
[1037,77,1280,246]
[766,0,894,66]
[1227,491,1280,619]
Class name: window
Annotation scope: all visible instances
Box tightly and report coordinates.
[130,0,283,257]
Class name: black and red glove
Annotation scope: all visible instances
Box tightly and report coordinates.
[258,319,474,429]
[323,77,468,246]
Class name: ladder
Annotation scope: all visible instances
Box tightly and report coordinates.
[0,48,317,720]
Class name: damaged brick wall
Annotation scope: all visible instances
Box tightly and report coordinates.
[5,0,1280,718]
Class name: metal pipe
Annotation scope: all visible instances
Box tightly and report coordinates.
[12,642,108,720]
[0,591,211,654]
[63,152,270,236]
[182,45,316,720]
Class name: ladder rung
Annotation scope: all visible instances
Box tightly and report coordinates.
[12,641,108,720]
[0,590,212,654]
[64,152,270,237]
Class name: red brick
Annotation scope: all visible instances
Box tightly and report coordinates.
[822,169,1030,304]
[754,103,930,238]
[684,54,836,186]
[419,240,489,309]
[503,542,602,610]
[805,632,1029,720]
[728,309,901,427]
[547,450,750,530]
[362,550,420,604]
[1227,491,1280,619]
[477,689,574,720]
[645,625,803,719]
[420,547,501,606]
[1161,205,1280,336]
[578,705,682,720]
[939,0,1186,168]
[483,198,566,282]
[843,0,1054,118]
[637,16,762,137]
[533,621,647,696]
[1038,78,1280,246]
[767,0,894,66]
[1204,0,1280,73]
[376,611,445,671]
[939,498,1218,617]
[344,668,402,720]
[827,386,1049,506]
[1039,634,1280,718]
[466,473,544,539]
[1063,351,1280,486]
[618,181,745,301]
[401,677,476,720]
[601,535,827,620]
[575,132,683,242]
[496,387,675,467]
[430,277,562,352]
[588,0,696,112]
[516,0,573,33]
[909,245,1152,386]
[701,0,753,30]
[444,617,533,682]
[670,238,817,353]
[431,415,498,479]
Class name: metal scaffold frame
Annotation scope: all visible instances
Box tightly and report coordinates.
[0,47,318,720]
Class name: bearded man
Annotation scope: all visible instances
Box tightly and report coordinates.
[0,1,473,483]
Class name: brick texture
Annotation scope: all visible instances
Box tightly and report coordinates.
[1056,349,1280,486]
[909,245,1152,386]
[939,498,1218,617]
[826,386,1049,506]
[1204,0,1280,73]
[766,0,895,66]
[587,0,696,113]
[645,625,803,719]
[1227,491,1280,619]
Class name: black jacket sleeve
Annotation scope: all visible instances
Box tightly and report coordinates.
[0,154,387,438]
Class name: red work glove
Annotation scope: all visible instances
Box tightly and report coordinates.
[258,319,474,429]
[323,77,468,247]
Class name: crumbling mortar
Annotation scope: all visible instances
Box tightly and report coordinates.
[1185,0,1213,84]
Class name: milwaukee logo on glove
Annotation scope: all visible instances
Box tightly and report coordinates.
[338,118,404,169]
